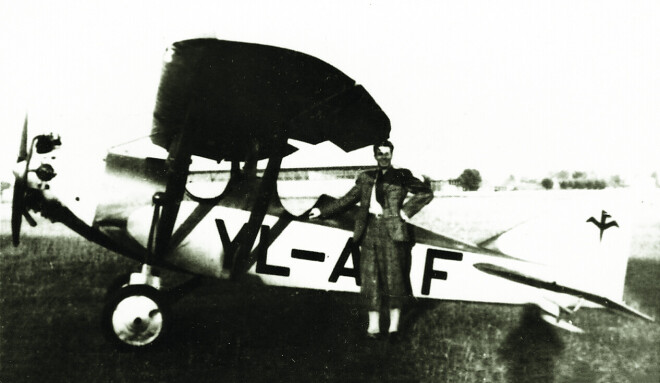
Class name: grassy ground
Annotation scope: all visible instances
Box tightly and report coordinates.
[1,190,659,382]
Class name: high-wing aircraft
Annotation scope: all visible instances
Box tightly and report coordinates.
[10,38,654,349]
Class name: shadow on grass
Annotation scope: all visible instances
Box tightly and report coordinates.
[158,282,413,382]
[0,235,426,382]
[4,233,656,382]
[498,305,565,383]
[625,258,660,319]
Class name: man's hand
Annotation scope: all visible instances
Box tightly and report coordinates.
[308,207,321,219]
[400,211,411,222]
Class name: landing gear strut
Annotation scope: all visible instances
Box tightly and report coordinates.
[102,265,171,349]
[103,193,171,349]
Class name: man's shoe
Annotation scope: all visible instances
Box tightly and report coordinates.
[366,332,381,340]
[388,331,402,344]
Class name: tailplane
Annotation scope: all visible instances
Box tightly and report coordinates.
[479,190,633,302]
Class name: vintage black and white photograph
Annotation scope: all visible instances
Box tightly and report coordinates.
[1,1,658,382]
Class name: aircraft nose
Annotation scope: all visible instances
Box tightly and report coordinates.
[12,161,26,180]
[12,161,43,190]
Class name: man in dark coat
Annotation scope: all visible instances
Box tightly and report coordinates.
[309,140,433,338]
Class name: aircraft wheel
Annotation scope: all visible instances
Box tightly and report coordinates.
[103,284,170,349]
[104,273,131,300]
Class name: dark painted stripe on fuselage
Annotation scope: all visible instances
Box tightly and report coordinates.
[238,212,296,275]
[291,249,326,262]
[170,202,216,249]
[427,248,464,261]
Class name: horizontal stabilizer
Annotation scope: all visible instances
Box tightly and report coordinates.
[540,314,584,333]
[474,262,655,322]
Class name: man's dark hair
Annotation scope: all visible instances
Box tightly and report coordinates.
[373,140,394,155]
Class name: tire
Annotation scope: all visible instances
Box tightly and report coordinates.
[104,273,131,301]
[102,284,171,350]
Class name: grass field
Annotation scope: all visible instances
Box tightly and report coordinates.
[1,190,659,382]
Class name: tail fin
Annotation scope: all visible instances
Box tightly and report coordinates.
[480,190,633,301]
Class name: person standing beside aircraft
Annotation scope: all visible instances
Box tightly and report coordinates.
[309,140,433,339]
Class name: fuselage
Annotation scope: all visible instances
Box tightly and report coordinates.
[17,148,628,314]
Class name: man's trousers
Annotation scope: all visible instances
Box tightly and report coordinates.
[359,216,408,311]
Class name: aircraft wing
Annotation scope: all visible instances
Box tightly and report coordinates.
[151,39,390,162]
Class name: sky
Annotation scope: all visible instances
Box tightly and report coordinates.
[1,0,658,182]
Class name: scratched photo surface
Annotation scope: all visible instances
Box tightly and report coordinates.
[1,2,659,382]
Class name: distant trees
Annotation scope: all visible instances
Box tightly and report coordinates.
[556,170,570,180]
[609,175,625,188]
[551,170,609,190]
[456,169,482,191]
[447,169,633,192]
[572,171,587,180]
[559,179,607,190]
[0,181,9,202]
[541,178,554,190]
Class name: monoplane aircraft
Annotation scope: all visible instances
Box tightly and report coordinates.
[10,38,654,348]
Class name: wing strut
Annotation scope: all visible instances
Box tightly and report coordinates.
[154,129,194,261]
[145,95,286,280]
[153,107,198,262]
[230,136,286,278]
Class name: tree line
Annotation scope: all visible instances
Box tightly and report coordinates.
[541,171,622,190]
[452,169,625,191]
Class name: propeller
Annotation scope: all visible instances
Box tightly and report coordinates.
[11,115,37,247]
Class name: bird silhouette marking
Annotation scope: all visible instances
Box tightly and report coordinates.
[586,210,619,241]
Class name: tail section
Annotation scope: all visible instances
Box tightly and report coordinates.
[474,262,654,326]
[480,190,633,303]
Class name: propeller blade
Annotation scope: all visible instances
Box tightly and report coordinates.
[12,114,29,246]
[11,181,24,246]
[18,115,28,162]
[23,210,37,227]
